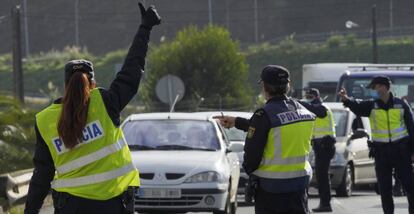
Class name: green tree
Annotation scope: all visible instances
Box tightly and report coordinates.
[0,96,36,174]
[144,25,252,111]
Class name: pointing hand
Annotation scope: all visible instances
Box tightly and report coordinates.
[338,87,349,101]
[213,116,236,129]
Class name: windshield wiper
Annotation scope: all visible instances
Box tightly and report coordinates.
[155,145,193,150]
[155,145,196,150]
[128,145,155,150]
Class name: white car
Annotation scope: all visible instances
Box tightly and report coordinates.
[122,113,240,214]
[195,111,253,198]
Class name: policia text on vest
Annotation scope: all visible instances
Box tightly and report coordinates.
[24,3,162,214]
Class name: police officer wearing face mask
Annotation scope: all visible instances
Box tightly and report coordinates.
[338,75,414,214]
[216,65,315,214]
[298,88,336,212]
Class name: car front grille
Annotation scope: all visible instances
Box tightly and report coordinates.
[140,173,154,180]
[135,195,203,207]
[165,173,185,180]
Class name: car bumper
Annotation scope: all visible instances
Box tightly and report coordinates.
[310,165,346,189]
[135,185,229,212]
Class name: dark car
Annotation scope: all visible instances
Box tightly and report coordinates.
[336,67,414,106]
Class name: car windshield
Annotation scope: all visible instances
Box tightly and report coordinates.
[332,109,348,137]
[341,76,414,107]
[122,120,220,151]
[223,127,246,142]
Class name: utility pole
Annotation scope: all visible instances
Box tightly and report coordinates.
[208,0,213,24]
[253,0,258,43]
[372,5,378,63]
[74,0,80,46]
[389,0,394,36]
[12,5,24,103]
[225,0,230,29]
[22,0,29,57]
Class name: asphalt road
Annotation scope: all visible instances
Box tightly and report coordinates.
[40,188,410,214]
[217,188,410,214]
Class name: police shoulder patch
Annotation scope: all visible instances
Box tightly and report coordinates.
[254,109,265,117]
[247,127,256,139]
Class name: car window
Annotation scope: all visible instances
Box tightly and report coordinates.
[223,127,246,142]
[332,109,348,137]
[341,76,414,107]
[215,122,231,146]
[122,120,220,151]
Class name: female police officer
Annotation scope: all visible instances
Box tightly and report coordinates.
[24,3,161,214]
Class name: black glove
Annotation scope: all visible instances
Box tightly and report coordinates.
[138,2,161,30]
[122,187,136,214]
[367,141,375,159]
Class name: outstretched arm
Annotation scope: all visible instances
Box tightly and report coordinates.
[338,87,373,117]
[214,116,250,132]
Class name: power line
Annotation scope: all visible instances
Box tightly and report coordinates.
[25,8,380,25]
[24,1,392,16]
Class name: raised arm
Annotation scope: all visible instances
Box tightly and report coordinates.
[102,3,161,116]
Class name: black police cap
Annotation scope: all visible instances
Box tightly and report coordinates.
[258,65,290,85]
[64,59,94,83]
[366,75,391,89]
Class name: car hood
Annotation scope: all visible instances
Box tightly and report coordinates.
[131,150,225,173]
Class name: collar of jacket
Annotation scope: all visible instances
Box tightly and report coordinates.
[266,95,288,103]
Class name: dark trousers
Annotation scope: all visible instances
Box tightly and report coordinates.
[313,140,336,206]
[254,187,310,214]
[374,142,414,214]
[53,192,125,214]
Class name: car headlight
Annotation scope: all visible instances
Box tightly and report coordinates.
[184,171,224,183]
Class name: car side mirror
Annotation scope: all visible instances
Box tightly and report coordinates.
[350,128,369,140]
[226,142,244,153]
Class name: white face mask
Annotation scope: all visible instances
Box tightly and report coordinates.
[305,98,315,103]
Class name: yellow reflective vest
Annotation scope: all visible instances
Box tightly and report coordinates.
[313,104,336,139]
[253,100,315,179]
[369,102,408,143]
[36,88,139,200]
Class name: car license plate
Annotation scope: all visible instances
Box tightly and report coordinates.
[138,188,181,198]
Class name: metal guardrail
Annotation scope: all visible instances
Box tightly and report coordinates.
[0,168,33,209]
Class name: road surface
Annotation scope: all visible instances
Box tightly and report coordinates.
[40,188,409,214]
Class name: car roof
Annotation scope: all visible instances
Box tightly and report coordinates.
[342,70,414,78]
[195,111,253,119]
[125,112,214,121]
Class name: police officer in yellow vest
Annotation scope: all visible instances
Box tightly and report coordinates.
[298,88,336,212]
[339,76,414,214]
[24,3,161,214]
[216,65,315,214]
